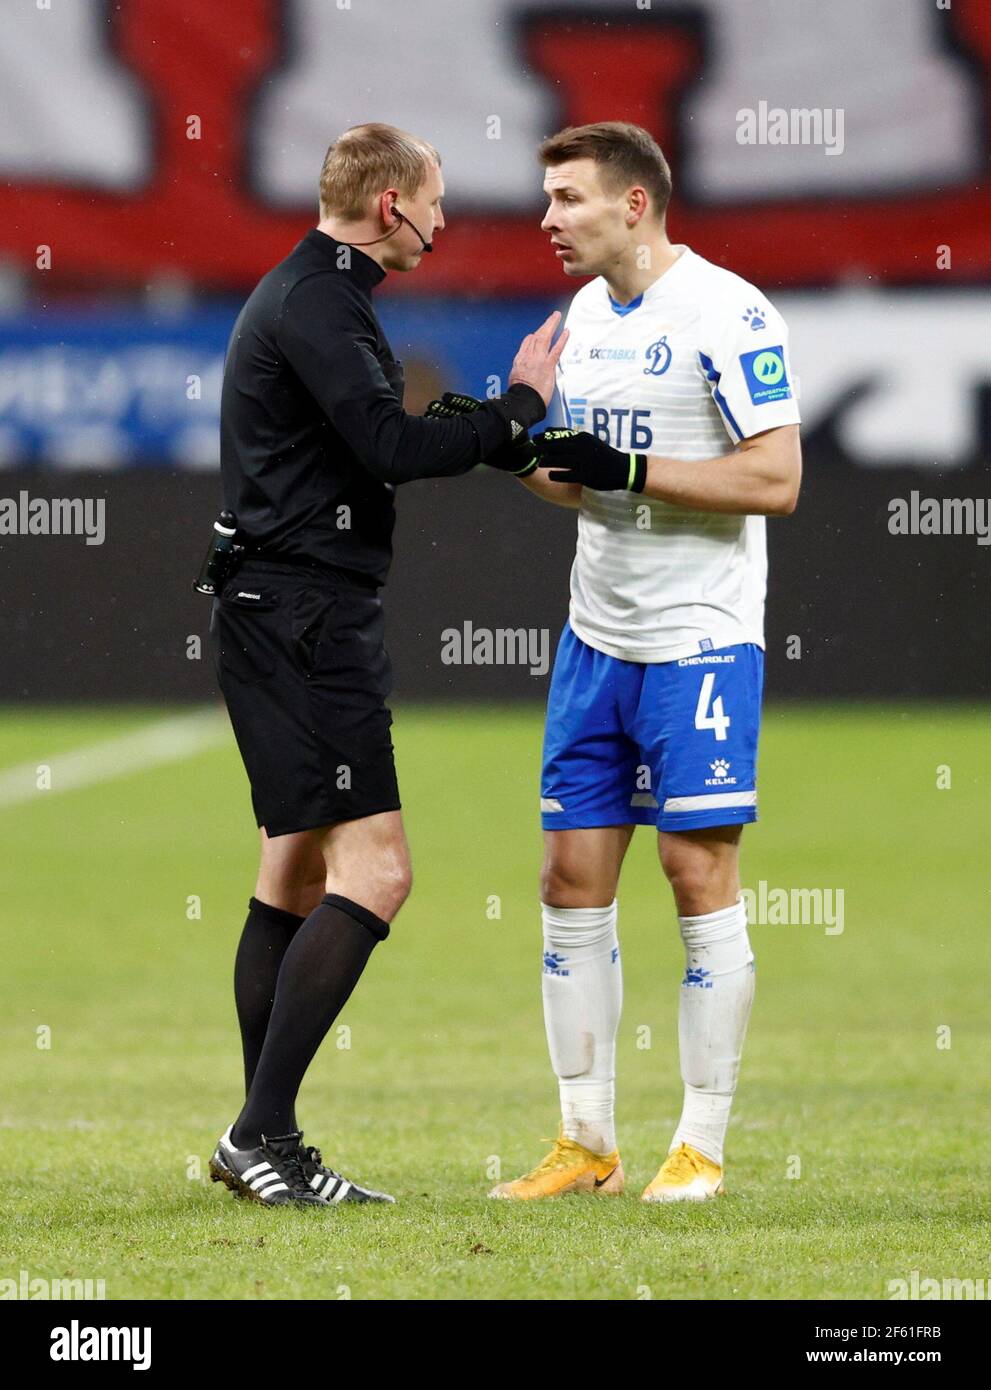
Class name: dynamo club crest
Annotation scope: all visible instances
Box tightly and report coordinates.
[643,335,672,375]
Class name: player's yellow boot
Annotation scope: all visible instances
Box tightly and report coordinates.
[488,1135,624,1199]
[641,1142,724,1203]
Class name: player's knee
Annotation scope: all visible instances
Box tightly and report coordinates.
[665,863,739,918]
[660,849,718,915]
[672,886,717,918]
[540,858,598,907]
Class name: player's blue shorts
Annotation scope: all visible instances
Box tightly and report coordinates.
[540,623,764,833]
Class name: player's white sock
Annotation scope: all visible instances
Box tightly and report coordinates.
[541,900,622,1155]
[671,894,754,1167]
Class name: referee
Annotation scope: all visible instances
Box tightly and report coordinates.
[207,123,567,1207]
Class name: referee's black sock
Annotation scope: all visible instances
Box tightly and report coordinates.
[229,895,389,1150]
[233,897,306,1128]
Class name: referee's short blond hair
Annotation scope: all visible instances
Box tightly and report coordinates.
[319,123,440,222]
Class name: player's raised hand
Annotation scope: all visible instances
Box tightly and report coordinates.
[508,311,569,407]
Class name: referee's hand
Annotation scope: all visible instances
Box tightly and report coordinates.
[425,392,539,476]
[508,311,569,407]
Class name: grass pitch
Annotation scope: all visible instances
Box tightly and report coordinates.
[1,701,988,1300]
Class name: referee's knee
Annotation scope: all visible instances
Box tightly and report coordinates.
[333,858,412,925]
[377,859,413,922]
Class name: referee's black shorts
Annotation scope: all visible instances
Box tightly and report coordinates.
[209,560,401,837]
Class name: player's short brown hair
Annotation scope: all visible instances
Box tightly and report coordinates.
[538,121,672,221]
[319,123,440,222]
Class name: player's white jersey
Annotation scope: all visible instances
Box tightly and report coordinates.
[555,245,801,663]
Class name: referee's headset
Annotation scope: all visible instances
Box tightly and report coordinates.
[349,203,433,253]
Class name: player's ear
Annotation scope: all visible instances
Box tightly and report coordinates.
[626,187,648,226]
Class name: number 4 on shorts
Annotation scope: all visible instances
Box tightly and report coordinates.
[694,672,730,741]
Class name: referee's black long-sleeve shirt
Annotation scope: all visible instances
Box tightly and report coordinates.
[220,228,540,585]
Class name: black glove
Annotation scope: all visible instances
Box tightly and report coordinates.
[534,428,648,492]
[423,392,482,420]
[425,392,539,476]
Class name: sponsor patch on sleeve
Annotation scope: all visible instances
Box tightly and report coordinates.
[740,345,792,405]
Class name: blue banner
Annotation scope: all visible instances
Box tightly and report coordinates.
[0,298,563,469]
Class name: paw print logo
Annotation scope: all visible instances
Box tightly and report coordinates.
[710,758,731,777]
[742,306,766,330]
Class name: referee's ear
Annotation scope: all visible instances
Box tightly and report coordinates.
[378,188,401,227]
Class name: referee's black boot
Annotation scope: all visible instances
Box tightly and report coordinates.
[299,1141,396,1204]
[210,1125,327,1207]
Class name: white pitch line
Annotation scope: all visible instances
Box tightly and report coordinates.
[0,707,231,809]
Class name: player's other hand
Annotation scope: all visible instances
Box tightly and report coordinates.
[535,428,647,492]
[508,311,569,408]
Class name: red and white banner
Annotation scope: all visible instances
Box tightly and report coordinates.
[0,0,988,292]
